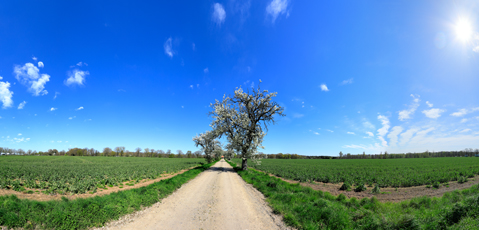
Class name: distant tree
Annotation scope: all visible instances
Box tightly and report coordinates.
[103,147,112,157]
[194,150,203,158]
[176,150,184,158]
[186,150,193,158]
[209,82,285,170]
[158,150,165,158]
[339,151,343,159]
[135,147,142,157]
[193,131,221,163]
[144,148,150,157]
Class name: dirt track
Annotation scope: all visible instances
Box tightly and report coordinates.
[96,160,288,230]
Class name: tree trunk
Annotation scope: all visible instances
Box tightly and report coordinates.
[242,158,248,171]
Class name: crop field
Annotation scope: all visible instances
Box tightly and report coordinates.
[0,156,203,194]
[234,158,479,187]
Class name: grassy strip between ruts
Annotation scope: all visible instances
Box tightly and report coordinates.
[226,160,479,230]
[0,161,217,230]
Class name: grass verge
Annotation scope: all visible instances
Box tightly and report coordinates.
[0,161,217,230]
[226,160,479,229]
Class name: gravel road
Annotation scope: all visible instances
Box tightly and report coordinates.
[97,160,289,230]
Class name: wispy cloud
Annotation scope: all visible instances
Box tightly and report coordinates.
[18,101,27,109]
[292,113,304,118]
[75,106,84,111]
[340,78,353,85]
[377,115,390,147]
[50,107,57,111]
[320,84,329,92]
[65,69,89,86]
[54,92,60,99]
[266,0,289,23]
[387,126,403,147]
[347,131,355,135]
[212,3,226,25]
[0,77,14,108]
[426,101,433,107]
[164,37,174,58]
[204,68,209,73]
[398,94,420,121]
[14,63,50,96]
[38,61,44,68]
[450,107,479,117]
[366,131,374,137]
[422,108,445,119]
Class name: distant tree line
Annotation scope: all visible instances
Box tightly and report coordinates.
[336,148,479,159]
[0,147,205,158]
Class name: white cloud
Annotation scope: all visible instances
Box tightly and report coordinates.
[326,129,334,133]
[189,85,193,89]
[54,92,60,99]
[0,79,14,108]
[14,63,50,96]
[32,56,37,61]
[292,113,304,118]
[76,62,83,66]
[212,3,226,25]
[426,101,433,107]
[347,132,355,135]
[398,94,420,121]
[75,106,84,111]
[461,118,468,123]
[313,132,319,135]
[474,46,479,53]
[204,68,209,73]
[399,128,419,146]
[65,69,89,86]
[422,108,445,119]
[341,78,353,85]
[13,137,30,143]
[164,37,174,58]
[50,107,57,111]
[18,101,27,109]
[18,133,22,136]
[387,126,403,147]
[266,0,289,23]
[450,107,479,117]
[68,116,76,120]
[377,115,390,147]
[38,62,44,68]
[366,131,374,137]
[460,129,472,133]
[363,121,375,130]
[320,84,329,92]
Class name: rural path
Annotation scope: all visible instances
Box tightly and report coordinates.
[98,160,288,230]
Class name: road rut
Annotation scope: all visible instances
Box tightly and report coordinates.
[97,160,288,230]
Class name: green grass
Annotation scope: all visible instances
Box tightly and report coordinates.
[233,158,479,187]
[227,160,479,230]
[0,156,203,194]
[0,161,216,229]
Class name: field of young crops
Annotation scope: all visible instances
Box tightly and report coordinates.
[235,157,479,187]
[0,156,203,194]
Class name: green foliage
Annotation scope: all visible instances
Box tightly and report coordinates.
[0,156,203,194]
[458,176,468,184]
[231,164,479,230]
[339,181,351,191]
[372,184,380,194]
[233,158,479,187]
[0,161,216,229]
[354,183,367,192]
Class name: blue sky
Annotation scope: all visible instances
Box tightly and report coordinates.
[1,0,479,155]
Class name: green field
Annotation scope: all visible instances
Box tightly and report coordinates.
[0,156,203,194]
[233,158,479,187]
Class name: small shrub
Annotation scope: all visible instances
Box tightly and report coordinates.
[372,184,380,194]
[355,183,367,192]
[433,181,440,189]
[340,182,351,191]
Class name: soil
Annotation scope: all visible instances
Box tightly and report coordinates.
[255,169,479,202]
[94,160,290,230]
[0,166,197,201]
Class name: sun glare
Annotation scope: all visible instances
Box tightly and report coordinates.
[455,18,473,42]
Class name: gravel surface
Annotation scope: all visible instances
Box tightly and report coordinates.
[94,160,290,230]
